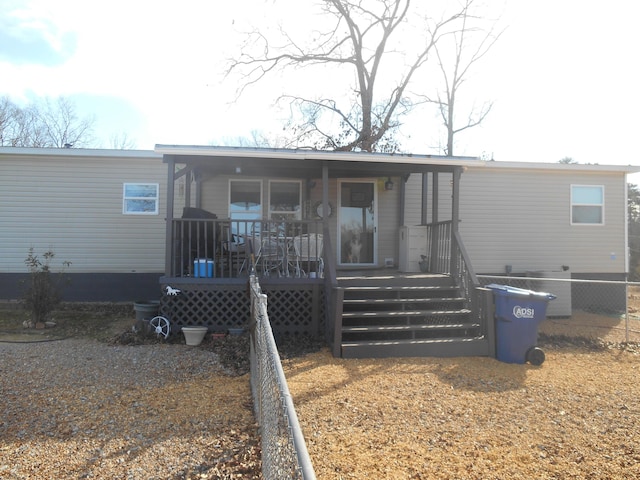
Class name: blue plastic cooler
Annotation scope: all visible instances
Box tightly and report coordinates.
[487,284,556,365]
[194,258,214,278]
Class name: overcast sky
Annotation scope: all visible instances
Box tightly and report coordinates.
[1,0,638,182]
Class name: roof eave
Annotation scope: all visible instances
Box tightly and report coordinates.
[154,144,483,168]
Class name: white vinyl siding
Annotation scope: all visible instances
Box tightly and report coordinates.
[403,172,455,226]
[403,173,424,225]
[457,168,625,274]
[0,152,165,273]
[376,176,401,266]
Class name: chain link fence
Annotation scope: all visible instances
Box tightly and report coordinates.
[478,275,640,343]
[249,274,316,480]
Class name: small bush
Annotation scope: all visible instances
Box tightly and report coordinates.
[22,248,71,325]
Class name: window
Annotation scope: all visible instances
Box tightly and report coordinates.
[123,183,159,214]
[229,180,262,235]
[268,180,301,221]
[571,185,604,225]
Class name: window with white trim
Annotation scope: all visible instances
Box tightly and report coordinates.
[268,180,302,221]
[123,183,159,214]
[571,185,604,225]
[229,180,262,235]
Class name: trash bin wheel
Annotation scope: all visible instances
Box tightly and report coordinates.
[526,346,545,366]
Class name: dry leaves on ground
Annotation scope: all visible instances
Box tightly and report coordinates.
[284,342,640,479]
[3,300,640,479]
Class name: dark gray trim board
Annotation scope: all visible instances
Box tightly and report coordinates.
[0,273,164,302]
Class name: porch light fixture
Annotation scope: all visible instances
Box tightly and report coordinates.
[384,177,394,191]
[235,166,242,174]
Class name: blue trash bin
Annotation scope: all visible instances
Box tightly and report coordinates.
[486,284,556,365]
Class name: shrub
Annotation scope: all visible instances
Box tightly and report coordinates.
[22,248,71,325]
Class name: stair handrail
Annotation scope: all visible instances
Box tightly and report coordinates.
[452,230,479,289]
[453,230,495,355]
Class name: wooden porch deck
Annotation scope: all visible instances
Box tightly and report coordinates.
[161,215,494,359]
[158,269,494,360]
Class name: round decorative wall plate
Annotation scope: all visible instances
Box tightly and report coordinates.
[314,201,333,219]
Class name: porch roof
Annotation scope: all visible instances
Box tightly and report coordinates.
[154,144,482,178]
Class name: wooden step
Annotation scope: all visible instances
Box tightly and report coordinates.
[342,285,459,294]
[341,337,491,359]
[342,287,461,304]
[343,297,465,305]
[342,284,457,290]
[337,274,452,288]
[334,274,488,358]
[343,298,466,314]
[341,308,471,319]
[342,322,480,333]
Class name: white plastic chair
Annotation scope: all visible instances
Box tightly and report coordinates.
[293,233,324,278]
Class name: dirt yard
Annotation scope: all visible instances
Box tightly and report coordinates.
[285,344,640,479]
[1,288,639,478]
[282,288,640,479]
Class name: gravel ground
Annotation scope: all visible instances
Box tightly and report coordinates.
[0,338,260,479]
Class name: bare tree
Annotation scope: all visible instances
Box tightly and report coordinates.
[109,131,137,149]
[0,96,14,145]
[39,97,95,148]
[422,0,503,156]
[218,129,287,148]
[0,95,95,148]
[0,96,31,146]
[228,0,463,152]
[558,156,577,164]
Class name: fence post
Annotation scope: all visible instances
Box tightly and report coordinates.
[625,277,630,343]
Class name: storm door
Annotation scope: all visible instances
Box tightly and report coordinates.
[337,180,377,266]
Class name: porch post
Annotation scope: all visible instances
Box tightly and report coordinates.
[321,161,339,341]
[399,174,406,226]
[195,172,203,208]
[421,173,428,225]
[452,167,461,230]
[322,162,329,229]
[451,167,462,277]
[430,172,439,271]
[164,156,176,276]
[184,170,192,208]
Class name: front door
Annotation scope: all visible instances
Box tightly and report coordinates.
[338,180,377,266]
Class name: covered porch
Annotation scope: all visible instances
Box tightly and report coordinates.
[156,146,494,358]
